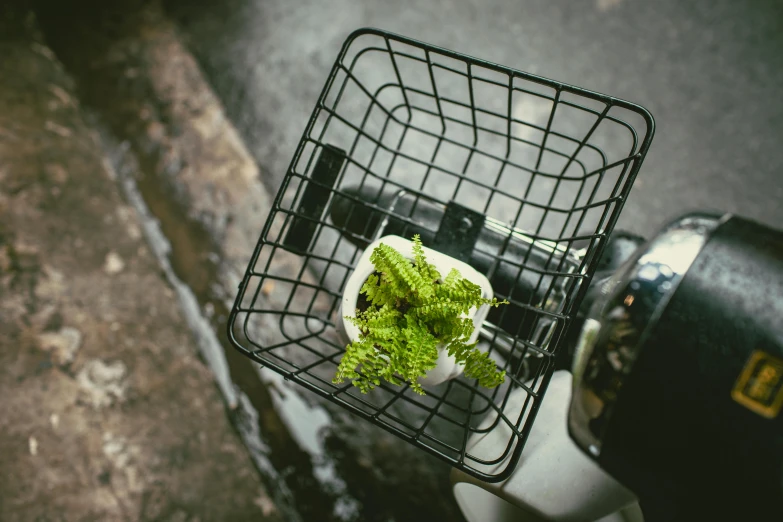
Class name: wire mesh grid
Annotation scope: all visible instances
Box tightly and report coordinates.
[228,28,654,482]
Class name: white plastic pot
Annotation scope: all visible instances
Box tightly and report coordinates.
[339,235,494,387]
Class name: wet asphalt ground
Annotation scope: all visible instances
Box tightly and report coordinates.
[167,0,783,238]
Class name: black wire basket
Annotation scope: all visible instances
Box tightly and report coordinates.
[228,28,654,482]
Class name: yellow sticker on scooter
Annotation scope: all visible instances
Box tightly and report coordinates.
[732,350,783,419]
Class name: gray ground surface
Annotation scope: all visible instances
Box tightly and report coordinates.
[0,5,281,521]
[166,0,783,237]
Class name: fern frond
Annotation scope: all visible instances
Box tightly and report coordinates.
[412,234,440,283]
[400,321,439,394]
[434,316,475,342]
[371,242,435,299]
[463,349,506,389]
[360,273,382,305]
[334,337,379,384]
[412,298,474,319]
[442,267,461,286]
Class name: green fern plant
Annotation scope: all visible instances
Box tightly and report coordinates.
[334,235,508,395]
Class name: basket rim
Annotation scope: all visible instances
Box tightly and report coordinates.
[339,27,655,142]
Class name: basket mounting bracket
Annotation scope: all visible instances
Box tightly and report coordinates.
[432,201,485,263]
